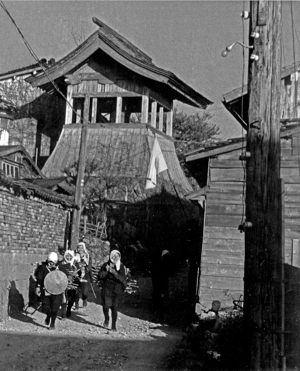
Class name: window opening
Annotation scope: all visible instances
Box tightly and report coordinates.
[96,97,117,123]
[163,112,168,133]
[122,97,142,123]
[72,98,84,124]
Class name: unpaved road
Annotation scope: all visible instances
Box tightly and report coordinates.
[0,299,184,370]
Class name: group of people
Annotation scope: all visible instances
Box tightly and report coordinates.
[34,242,127,331]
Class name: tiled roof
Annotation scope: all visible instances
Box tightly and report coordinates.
[0,63,43,81]
[0,176,74,207]
[25,176,75,195]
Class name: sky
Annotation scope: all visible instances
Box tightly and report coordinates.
[0,0,300,139]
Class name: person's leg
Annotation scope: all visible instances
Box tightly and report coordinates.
[81,282,88,307]
[111,306,118,331]
[49,294,62,329]
[74,284,81,309]
[67,290,76,317]
[103,305,109,327]
[61,292,67,319]
[42,296,51,325]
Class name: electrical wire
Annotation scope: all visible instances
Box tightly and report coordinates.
[0,0,88,127]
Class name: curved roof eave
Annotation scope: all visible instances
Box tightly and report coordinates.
[27,31,212,109]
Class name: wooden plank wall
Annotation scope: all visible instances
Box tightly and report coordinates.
[199,134,300,311]
[280,72,300,118]
[282,134,300,266]
[199,148,245,309]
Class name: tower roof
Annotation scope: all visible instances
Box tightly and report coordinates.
[27,17,212,109]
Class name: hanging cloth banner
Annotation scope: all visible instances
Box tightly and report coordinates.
[145,137,168,189]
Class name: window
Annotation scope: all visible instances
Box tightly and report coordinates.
[90,97,117,123]
[122,97,142,123]
[72,98,84,124]
[1,161,20,178]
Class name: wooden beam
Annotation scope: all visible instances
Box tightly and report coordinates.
[158,106,164,131]
[116,96,123,123]
[151,101,157,127]
[185,141,245,162]
[65,85,73,125]
[72,91,141,98]
[91,98,97,123]
[70,95,90,249]
[166,109,173,136]
[141,93,149,124]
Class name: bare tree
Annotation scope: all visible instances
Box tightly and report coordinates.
[173,108,220,160]
[0,78,40,115]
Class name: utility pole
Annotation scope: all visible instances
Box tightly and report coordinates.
[244,0,283,369]
[70,96,90,249]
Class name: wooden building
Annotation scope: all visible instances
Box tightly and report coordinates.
[186,62,300,310]
[0,145,43,179]
[0,60,64,166]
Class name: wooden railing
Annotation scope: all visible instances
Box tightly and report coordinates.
[80,217,107,239]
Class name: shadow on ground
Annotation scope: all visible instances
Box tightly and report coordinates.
[0,330,182,371]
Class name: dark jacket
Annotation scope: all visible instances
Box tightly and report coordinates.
[98,261,127,297]
[58,261,80,290]
[35,262,57,294]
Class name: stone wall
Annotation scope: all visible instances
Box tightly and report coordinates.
[0,186,70,321]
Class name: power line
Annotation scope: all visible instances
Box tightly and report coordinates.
[0,0,88,126]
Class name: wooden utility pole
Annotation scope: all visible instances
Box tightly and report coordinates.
[70,96,90,249]
[244,0,283,369]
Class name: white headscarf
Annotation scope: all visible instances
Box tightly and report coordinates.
[110,250,121,271]
[64,249,75,266]
[76,242,89,265]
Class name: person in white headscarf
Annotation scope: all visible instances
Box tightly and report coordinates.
[74,242,91,308]
[98,250,127,331]
[58,250,80,318]
[35,252,61,329]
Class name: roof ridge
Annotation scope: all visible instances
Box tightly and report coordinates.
[93,17,153,64]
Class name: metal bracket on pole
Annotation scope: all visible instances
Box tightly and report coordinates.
[239,152,251,161]
[238,221,253,232]
[250,119,261,130]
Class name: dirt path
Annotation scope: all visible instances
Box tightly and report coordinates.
[0,299,184,370]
